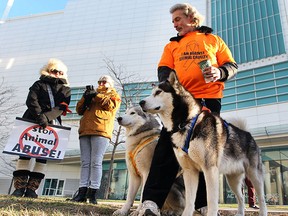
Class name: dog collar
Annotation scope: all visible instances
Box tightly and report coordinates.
[182,114,199,153]
[181,114,229,154]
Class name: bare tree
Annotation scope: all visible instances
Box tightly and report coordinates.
[0,78,24,177]
[102,57,151,199]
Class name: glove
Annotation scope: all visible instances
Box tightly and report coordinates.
[36,114,48,128]
[59,102,72,116]
[83,89,97,100]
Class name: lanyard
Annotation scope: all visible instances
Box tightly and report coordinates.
[46,84,60,125]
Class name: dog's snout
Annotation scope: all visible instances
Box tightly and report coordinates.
[117,117,122,123]
[139,100,145,108]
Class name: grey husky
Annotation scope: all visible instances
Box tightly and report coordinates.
[139,72,267,216]
[113,105,185,216]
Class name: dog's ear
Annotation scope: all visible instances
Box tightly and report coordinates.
[168,71,177,85]
[168,71,183,94]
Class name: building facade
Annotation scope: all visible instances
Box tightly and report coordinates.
[0,0,288,205]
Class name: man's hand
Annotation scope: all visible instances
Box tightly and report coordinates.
[202,66,221,82]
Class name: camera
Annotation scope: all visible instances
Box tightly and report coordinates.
[86,85,94,90]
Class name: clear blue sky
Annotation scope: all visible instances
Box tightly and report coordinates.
[0,0,67,19]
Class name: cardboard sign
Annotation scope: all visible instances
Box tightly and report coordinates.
[3,117,71,160]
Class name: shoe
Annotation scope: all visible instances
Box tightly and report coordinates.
[138,200,161,216]
[249,205,259,209]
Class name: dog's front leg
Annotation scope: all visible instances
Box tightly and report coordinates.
[113,173,141,216]
[181,167,199,216]
[204,167,219,216]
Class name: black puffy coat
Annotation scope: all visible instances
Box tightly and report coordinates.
[22,75,71,125]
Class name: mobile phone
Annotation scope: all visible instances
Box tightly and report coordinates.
[86,85,94,90]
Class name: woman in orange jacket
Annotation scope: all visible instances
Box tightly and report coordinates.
[72,75,121,204]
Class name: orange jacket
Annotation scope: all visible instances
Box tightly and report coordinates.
[76,86,121,139]
[158,31,236,98]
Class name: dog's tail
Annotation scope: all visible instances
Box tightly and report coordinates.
[226,117,248,131]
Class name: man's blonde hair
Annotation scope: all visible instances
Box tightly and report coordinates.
[170,3,205,27]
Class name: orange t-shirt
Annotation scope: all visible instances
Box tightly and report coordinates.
[158,31,236,98]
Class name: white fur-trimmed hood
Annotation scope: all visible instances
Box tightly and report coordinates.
[40,58,69,86]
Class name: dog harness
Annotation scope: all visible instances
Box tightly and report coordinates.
[128,134,159,176]
[181,106,229,153]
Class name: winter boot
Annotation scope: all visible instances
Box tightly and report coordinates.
[24,172,45,198]
[11,170,30,197]
[71,187,88,202]
[87,188,98,204]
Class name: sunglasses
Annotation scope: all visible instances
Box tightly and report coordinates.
[50,69,64,75]
[98,80,107,84]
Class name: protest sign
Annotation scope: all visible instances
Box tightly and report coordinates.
[3,117,71,160]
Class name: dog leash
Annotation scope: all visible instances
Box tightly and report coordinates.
[128,134,159,176]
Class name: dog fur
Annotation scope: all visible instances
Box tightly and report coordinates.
[139,72,267,216]
[112,105,185,216]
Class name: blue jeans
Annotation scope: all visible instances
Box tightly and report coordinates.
[79,135,109,189]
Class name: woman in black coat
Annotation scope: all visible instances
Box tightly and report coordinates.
[11,58,71,198]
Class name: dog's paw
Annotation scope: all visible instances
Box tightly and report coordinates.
[112,209,128,216]
[129,210,139,216]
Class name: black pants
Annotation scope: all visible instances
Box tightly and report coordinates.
[142,98,221,209]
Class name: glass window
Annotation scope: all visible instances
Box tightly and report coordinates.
[271,35,279,55]
[264,37,272,57]
[258,39,265,59]
[266,0,274,16]
[277,34,286,54]
[237,9,243,26]
[237,92,255,101]
[272,0,280,14]
[262,18,270,37]
[243,7,249,24]
[277,86,288,94]
[245,42,253,62]
[254,65,273,74]
[255,73,274,82]
[276,78,288,86]
[257,96,277,105]
[236,77,254,86]
[222,103,236,111]
[244,24,251,41]
[259,1,267,17]
[222,95,236,103]
[256,20,263,38]
[224,88,236,95]
[268,17,276,35]
[237,70,253,78]
[252,41,258,60]
[256,89,276,97]
[278,94,288,102]
[254,2,261,20]
[233,27,239,45]
[237,85,255,93]
[239,44,246,63]
[225,81,236,88]
[237,100,256,108]
[250,22,257,40]
[248,4,255,21]
[42,179,64,196]
[256,81,275,89]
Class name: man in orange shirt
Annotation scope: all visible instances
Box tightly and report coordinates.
[138,3,238,216]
